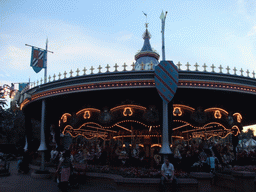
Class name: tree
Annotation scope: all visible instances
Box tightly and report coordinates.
[0,108,27,144]
[0,108,14,143]
[239,128,254,141]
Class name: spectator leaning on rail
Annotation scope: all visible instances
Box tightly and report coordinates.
[160,158,177,192]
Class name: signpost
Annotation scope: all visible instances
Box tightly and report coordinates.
[26,40,53,171]
[155,11,179,156]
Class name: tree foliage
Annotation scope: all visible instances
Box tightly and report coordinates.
[0,108,26,144]
[239,128,255,141]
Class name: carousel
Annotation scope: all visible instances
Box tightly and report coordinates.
[57,102,242,167]
[16,18,256,171]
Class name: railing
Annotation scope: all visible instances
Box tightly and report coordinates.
[25,62,256,90]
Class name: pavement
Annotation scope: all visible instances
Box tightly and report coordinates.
[0,161,119,192]
[0,160,233,192]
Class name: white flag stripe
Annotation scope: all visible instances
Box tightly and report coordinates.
[32,48,45,67]
[33,60,38,67]
[38,52,44,60]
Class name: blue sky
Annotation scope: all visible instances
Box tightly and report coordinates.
[1,0,256,131]
[1,0,256,86]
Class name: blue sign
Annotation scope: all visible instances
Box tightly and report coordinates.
[30,47,46,73]
[154,60,179,103]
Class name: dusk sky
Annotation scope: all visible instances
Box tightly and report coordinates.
[1,0,256,132]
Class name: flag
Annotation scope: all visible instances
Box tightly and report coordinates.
[30,46,46,73]
[19,83,29,92]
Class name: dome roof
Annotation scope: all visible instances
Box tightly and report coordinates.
[135,24,160,71]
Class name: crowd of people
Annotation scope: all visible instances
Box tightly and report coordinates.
[50,141,162,169]
[43,134,256,179]
[40,137,256,191]
[48,137,241,175]
[171,140,236,173]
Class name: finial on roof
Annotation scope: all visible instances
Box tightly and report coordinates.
[142,12,151,40]
[143,26,151,40]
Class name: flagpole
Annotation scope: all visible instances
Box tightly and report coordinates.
[25,44,53,53]
[44,38,48,83]
[159,11,172,159]
[37,38,49,172]
[160,11,167,61]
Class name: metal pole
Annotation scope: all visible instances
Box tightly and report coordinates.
[44,68,47,84]
[162,19,165,61]
[160,11,167,61]
[44,39,48,83]
[38,99,47,171]
[159,11,171,158]
[25,44,53,53]
[160,100,172,157]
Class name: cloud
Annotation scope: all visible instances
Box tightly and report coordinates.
[116,32,133,42]
[237,0,256,23]
[237,43,256,71]
[2,46,30,70]
[1,15,137,82]
[247,25,256,36]
[237,0,247,15]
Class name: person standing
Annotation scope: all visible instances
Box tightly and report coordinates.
[56,150,73,192]
[160,158,175,192]
[206,153,217,173]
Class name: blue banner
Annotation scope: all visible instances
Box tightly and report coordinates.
[30,47,46,73]
[19,83,29,92]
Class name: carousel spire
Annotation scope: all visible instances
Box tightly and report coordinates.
[134,13,160,71]
[141,23,152,51]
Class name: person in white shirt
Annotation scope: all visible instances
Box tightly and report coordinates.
[160,158,175,191]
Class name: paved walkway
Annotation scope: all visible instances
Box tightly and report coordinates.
[0,160,232,192]
[0,161,121,192]
[0,161,59,192]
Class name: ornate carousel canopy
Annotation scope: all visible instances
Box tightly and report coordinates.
[172,105,242,140]
[59,103,242,143]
